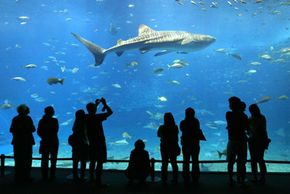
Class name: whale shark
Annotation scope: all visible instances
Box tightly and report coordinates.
[72,24,215,66]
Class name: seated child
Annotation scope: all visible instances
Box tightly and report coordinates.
[125,139,150,183]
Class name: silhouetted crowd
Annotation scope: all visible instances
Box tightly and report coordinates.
[8,96,270,188]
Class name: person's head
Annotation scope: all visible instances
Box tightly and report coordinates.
[240,101,246,112]
[249,103,261,116]
[185,107,195,119]
[164,112,175,126]
[134,139,145,150]
[228,96,241,111]
[17,104,29,115]
[44,106,54,117]
[75,109,86,120]
[86,102,96,114]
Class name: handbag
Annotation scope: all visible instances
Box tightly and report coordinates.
[197,129,206,141]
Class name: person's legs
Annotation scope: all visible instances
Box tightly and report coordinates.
[89,160,96,181]
[237,142,247,185]
[227,141,236,185]
[50,147,58,179]
[257,147,267,183]
[161,147,169,184]
[170,156,178,184]
[80,160,87,180]
[95,161,104,185]
[249,142,258,181]
[41,151,49,180]
[192,145,200,182]
[182,146,190,183]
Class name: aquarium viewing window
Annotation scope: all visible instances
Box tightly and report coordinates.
[0,0,290,172]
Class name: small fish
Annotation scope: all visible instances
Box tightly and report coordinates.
[278,95,289,100]
[127,61,138,67]
[11,76,26,82]
[122,132,132,139]
[170,80,181,85]
[112,83,122,89]
[247,69,257,74]
[255,96,271,104]
[71,67,79,74]
[24,63,37,69]
[217,149,227,159]
[47,77,64,85]
[215,48,227,53]
[281,48,290,54]
[229,53,242,60]
[110,139,129,146]
[158,96,167,102]
[168,59,188,69]
[18,16,30,20]
[0,100,12,109]
[250,61,261,66]
[153,68,164,74]
[260,54,272,60]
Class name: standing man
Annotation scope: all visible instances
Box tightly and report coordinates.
[86,98,113,187]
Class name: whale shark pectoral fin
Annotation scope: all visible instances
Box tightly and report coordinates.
[154,50,172,56]
[116,51,124,56]
[138,24,155,36]
[139,47,150,54]
[181,37,194,45]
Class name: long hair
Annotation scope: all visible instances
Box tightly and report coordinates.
[164,112,176,127]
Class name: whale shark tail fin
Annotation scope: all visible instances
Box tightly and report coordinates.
[71,33,106,66]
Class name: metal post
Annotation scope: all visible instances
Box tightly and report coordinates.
[150,158,155,182]
[0,154,5,176]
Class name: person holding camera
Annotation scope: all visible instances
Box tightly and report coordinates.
[86,98,113,187]
[248,103,270,184]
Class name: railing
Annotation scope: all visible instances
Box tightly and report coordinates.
[1,154,290,181]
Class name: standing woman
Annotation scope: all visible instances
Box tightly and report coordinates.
[37,106,59,180]
[157,112,180,184]
[180,107,202,184]
[248,104,270,184]
[10,104,36,182]
[71,109,89,181]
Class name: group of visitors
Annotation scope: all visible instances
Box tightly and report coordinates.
[8,96,270,188]
[226,96,270,187]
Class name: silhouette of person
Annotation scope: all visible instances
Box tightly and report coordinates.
[86,98,113,187]
[248,103,269,184]
[125,139,150,184]
[157,112,179,185]
[179,107,201,184]
[10,104,36,182]
[225,97,249,187]
[37,106,59,180]
[71,109,89,182]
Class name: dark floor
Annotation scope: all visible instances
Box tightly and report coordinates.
[1,167,290,194]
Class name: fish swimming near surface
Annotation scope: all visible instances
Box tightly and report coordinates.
[72,24,215,66]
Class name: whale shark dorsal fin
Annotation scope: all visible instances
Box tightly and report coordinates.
[138,24,155,36]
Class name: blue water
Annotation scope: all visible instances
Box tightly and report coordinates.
[0,0,290,171]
